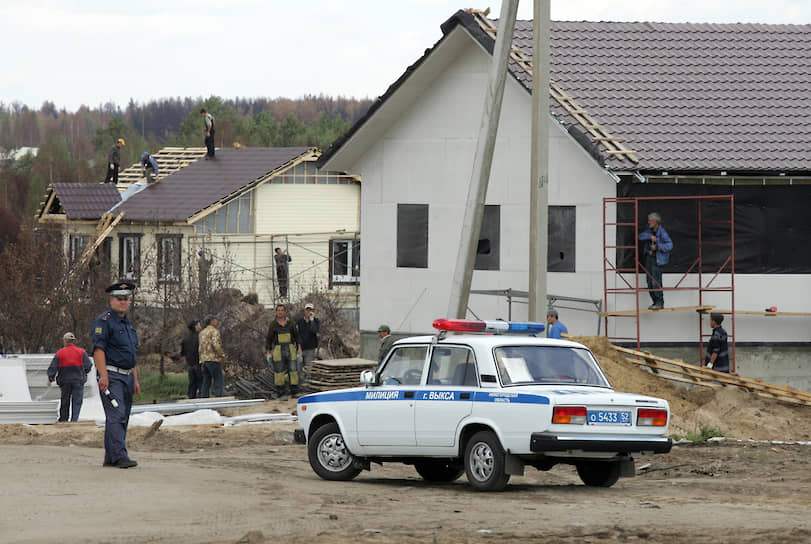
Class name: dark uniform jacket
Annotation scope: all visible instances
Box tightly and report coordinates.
[266,319,299,362]
[91,309,138,369]
[47,344,93,385]
[704,325,729,372]
[296,317,320,350]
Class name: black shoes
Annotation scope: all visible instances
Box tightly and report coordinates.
[104,458,138,468]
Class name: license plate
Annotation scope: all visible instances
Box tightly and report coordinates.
[587,410,631,425]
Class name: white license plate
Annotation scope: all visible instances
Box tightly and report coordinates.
[587,410,631,425]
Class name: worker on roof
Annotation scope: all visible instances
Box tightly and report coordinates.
[201,108,216,159]
[104,138,125,184]
[141,152,159,184]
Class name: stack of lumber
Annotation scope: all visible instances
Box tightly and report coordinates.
[307,358,378,392]
[612,345,811,407]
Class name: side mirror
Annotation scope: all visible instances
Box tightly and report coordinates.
[360,369,378,386]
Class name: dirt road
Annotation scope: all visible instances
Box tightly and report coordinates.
[2,422,809,544]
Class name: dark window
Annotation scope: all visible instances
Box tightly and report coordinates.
[69,235,89,266]
[329,239,360,286]
[475,205,500,271]
[118,234,142,281]
[397,204,429,268]
[156,234,182,284]
[548,206,576,272]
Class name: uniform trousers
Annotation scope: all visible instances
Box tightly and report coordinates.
[101,371,134,464]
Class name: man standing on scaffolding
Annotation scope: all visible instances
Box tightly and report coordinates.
[638,212,673,310]
[274,247,292,298]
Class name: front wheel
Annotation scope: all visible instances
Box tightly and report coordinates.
[576,461,620,487]
[414,459,464,482]
[464,431,510,491]
[308,422,362,481]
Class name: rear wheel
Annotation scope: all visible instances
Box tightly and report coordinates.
[576,461,621,487]
[464,431,510,491]
[308,422,362,481]
[414,459,464,482]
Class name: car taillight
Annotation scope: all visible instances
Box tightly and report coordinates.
[552,406,587,425]
[637,408,668,426]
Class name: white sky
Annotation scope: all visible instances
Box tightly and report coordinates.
[2,0,809,112]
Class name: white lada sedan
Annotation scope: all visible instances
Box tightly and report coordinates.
[296,319,672,491]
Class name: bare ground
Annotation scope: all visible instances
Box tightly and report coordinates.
[2,336,810,543]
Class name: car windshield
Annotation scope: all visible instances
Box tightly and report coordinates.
[492,346,610,387]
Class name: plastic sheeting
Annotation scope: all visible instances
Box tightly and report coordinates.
[618,182,811,274]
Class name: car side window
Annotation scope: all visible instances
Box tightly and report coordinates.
[380,346,428,385]
[427,346,478,387]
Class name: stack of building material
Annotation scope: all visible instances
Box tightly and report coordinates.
[0,357,59,424]
[306,358,378,391]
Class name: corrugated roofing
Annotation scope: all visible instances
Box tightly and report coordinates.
[509,18,811,173]
[50,183,121,220]
[118,147,313,222]
[319,11,811,174]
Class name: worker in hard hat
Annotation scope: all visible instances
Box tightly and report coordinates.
[141,152,159,184]
[104,138,126,184]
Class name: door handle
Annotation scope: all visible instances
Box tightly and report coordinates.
[460,393,471,400]
[404,391,415,399]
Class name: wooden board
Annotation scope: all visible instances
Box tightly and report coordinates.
[602,305,714,316]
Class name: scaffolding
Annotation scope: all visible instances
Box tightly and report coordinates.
[602,195,736,370]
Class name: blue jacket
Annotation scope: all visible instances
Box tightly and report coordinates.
[548,321,568,339]
[91,309,139,369]
[638,225,673,266]
[141,154,159,175]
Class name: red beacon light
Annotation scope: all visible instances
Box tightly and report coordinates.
[432,318,545,335]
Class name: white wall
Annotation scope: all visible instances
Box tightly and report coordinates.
[350,41,615,336]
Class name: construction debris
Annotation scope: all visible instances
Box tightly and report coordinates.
[306,358,378,391]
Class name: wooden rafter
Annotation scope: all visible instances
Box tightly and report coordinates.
[69,211,125,282]
[117,147,208,185]
[465,8,639,164]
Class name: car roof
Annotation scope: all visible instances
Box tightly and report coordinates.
[392,334,587,350]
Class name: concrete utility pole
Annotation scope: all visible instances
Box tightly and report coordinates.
[448,0,520,319]
[528,0,550,321]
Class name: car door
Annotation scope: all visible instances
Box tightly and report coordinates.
[356,344,428,447]
[415,345,477,447]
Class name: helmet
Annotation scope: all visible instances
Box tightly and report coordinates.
[117,138,126,146]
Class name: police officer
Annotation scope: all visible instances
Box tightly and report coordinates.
[91,281,140,468]
[265,303,301,399]
[704,312,730,373]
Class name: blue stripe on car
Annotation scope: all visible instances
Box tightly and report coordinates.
[298,390,548,405]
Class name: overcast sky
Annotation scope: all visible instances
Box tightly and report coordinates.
[2,0,809,112]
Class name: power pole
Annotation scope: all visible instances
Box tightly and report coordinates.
[448,0,520,319]
[529,0,551,321]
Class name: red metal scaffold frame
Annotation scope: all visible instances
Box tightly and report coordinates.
[602,195,736,371]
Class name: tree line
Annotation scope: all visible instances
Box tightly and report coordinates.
[0,94,372,251]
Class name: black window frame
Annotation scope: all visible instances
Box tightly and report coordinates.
[118,233,142,283]
[156,233,182,285]
[475,204,500,271]
[548,206,576,272]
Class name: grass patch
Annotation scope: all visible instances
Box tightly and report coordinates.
[136,371,188,403]
[670,425,725,442]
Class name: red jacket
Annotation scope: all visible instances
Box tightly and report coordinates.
[47,344,93,385]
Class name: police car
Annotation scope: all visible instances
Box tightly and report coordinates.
[296,319,672,491]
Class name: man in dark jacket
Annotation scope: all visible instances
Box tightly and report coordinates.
[296,302,320,384]
[704,313,730,373]
[47,332,93,422]
[180,320,202,398]
[104,138,125,184]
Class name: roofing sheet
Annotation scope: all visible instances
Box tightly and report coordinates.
[118,147,312,222]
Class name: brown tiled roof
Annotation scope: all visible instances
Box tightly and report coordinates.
[320,11,811,174]
[510,17,811,173]
[48,183,121,220]
[118,147,313,222]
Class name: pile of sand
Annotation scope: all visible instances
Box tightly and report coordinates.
[574,335,811,441]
